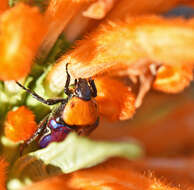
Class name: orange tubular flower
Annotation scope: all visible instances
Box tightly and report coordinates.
[64,16,194,78]
[41,0,194,58]
[40,0,117,60]
[58,16,194,107]
[95,76,135,121]
[0,3,47,81]
[4,106,37,142]
[69,166,179,190]
[23,159,180,190]
[42,0,89,53]
[0,158,8,190]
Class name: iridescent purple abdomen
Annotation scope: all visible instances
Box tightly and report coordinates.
[39,119,71,148]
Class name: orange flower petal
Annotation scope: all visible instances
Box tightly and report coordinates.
[153,64,193,93]
[0,158,8,190]
[4,106,38,142]
[40,0,118,59]
[40,0,95,59]
[69,161,180,190]
[43,0,87,46]
[39,0,194,60]
[131,157,194,188]
[59,16,194,106]
[61,16,194,78]
[0,3,47,80]
[95,76,135,121]
[23,159,180,190]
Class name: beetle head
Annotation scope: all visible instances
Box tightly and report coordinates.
[74,78,95,101]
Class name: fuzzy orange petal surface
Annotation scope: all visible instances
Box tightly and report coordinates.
[0,158,8,190]
[4,106,38,142]
[95,76,135,121]
[0,3,46,80]
[131,157,194,188]
[23,158,180,190]
[61,16,194,79]
[68,159,180,190]
[60,16,194,103]
[153,64,193,93]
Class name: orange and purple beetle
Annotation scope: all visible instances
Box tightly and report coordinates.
[16,64,99,154]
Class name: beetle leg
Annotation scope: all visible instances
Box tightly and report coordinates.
[64,63,72,96]
[16,82,67,105]
[19,115,49,156]
[89,78,97,97]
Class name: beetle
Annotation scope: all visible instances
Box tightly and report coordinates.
[16,64,99,154]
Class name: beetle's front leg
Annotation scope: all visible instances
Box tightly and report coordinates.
[89,78,97,97]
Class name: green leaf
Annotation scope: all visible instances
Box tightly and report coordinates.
[30,133,143,173]
[10,133,143,185]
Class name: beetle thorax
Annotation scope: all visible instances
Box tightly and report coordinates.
[62,97,98,126]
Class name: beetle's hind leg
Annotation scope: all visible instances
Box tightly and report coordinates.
[19,115,49,156]
[16,82,67,105]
